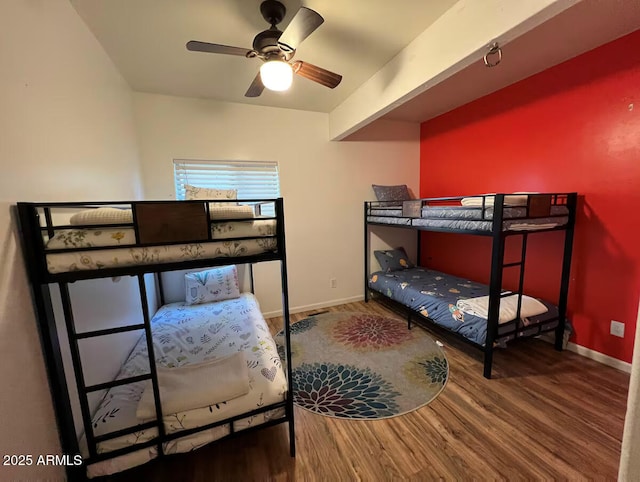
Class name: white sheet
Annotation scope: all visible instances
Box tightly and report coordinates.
[456,293,549,324]
[461,194,531,207]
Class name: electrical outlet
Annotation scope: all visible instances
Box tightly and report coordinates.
[610,320,625,338]
[330,278,337,288]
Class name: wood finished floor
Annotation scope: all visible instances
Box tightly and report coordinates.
[105,301,629,481]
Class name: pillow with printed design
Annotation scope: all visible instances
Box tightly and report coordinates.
[185,265,240,305]
[184,184,238,206]
[371,184,412,204]
[374,248,415,273]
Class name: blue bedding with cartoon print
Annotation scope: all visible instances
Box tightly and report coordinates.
[368,267,558,346]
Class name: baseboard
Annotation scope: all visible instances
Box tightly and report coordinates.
[262,295,364,319]
[567,342,632,373]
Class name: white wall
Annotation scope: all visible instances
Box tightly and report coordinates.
[0,1,142,480]
[619,298,640,481]
[133,93,420,316]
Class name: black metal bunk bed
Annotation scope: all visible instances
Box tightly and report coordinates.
[17,198,295,481]
[364,193,577,379]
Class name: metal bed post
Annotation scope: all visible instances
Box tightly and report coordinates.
[514,234,529,320]
[485,194,506,379]
[408,230,423,330]
[555,192,578,350]
[276,198,295,457]
[364,202,369,303]
[156,272,165,306]
[137,275,166,457]
[42,285,85,482]
[249,264,255,294]
[58,283,99,460]
[16,204,84,481]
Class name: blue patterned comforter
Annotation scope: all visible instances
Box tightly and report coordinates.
[368,267,558,345]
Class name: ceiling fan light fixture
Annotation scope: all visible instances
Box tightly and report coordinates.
[260,60,293,91]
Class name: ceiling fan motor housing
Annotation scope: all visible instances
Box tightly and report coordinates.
[260,0,286,26]
[253,28,284,56]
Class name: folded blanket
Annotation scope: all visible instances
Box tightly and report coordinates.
[508,222,558,231]
[209,204,254,219]
[456,294,548,324]
[136,351,249,419]
[461,194,532,207]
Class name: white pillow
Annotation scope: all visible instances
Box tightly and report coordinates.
[184,184,237,206]
[185,265,240,305]
[70,207,133,225]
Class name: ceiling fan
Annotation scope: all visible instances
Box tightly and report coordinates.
[186,0,342,97]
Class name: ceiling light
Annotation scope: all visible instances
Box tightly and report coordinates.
[260,60,293,91]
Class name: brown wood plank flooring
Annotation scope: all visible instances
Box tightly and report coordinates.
[104,301,629,481]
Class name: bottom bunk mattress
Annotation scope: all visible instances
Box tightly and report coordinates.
[368,267,559,346]
[84,293,287,478]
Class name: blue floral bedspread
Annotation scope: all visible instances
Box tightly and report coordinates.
[368,267,558,346]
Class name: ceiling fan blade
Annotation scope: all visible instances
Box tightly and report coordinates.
[186,40,253,57]
[292,61,342,89]
[277,7,324,52]
[245,73,265,97]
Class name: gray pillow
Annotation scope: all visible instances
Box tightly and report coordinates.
[374,248,415,273]
[372,184,411,202]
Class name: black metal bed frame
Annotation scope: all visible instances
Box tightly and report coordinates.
[364,193,577,379]
[16,198,295,481]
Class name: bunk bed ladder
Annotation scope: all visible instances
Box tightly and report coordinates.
[277,198,296,457]
[137,274,167,458]
[485,242,505,378]
[58,283,100,459]
[504,234,529,321]
[485,195,507,379]
[486,196,540,378]
[56,277,166,465]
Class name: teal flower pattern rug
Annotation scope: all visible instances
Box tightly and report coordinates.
[276,311,448,420]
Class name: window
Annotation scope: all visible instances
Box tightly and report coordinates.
[173,160,280,215]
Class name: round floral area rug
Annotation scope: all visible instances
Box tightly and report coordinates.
[276,311,448,420]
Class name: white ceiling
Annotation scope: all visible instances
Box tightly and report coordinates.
[382,0,640,123]
[70,0,459,113]
[71,0,640,131]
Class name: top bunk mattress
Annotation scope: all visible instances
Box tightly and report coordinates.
[366,195,569,232]
[45,219,277,274]
[18,200,283,277]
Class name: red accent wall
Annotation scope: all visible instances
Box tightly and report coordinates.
[419,30,640,363]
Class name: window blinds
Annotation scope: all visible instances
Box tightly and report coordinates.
[173,160,280,214]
